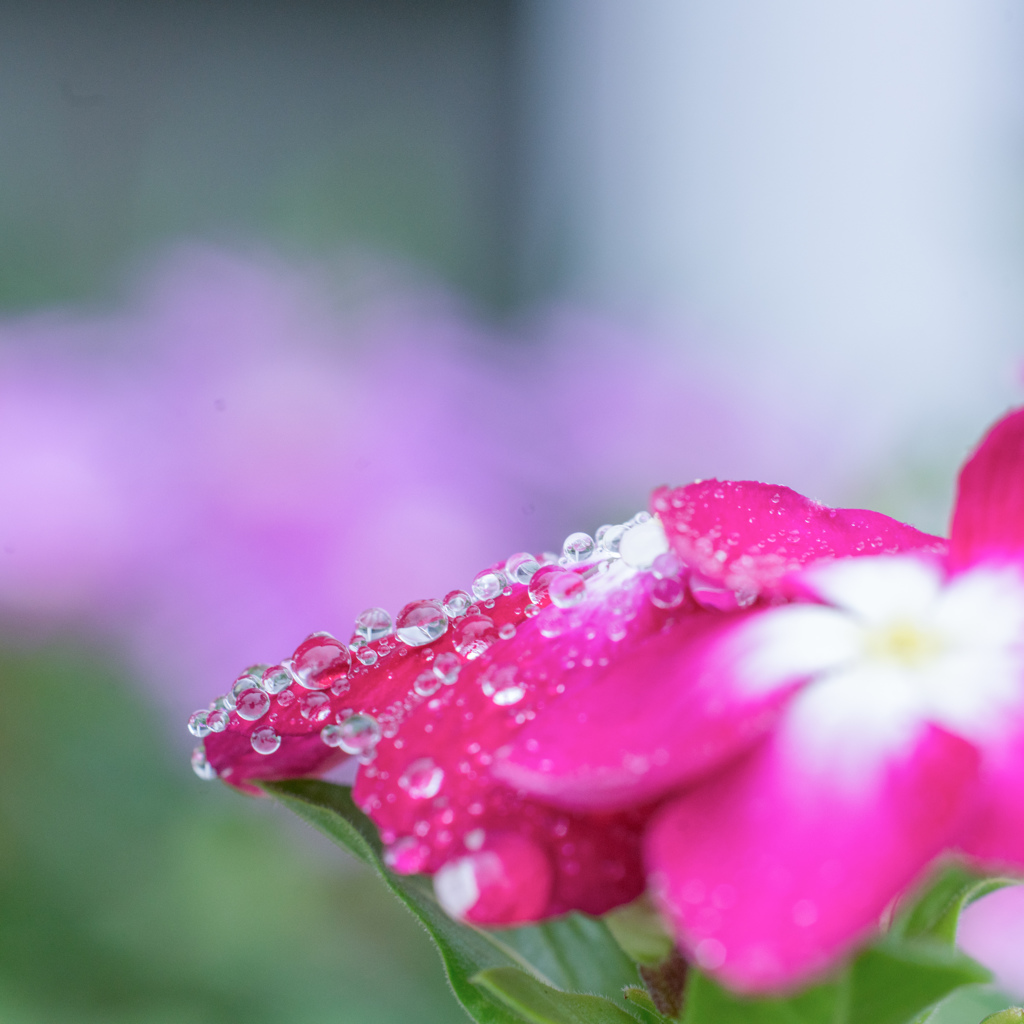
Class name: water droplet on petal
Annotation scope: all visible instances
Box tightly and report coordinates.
[650,576,685,609]
[504,552,540,584]
[354,607,393,641]
[414,670,441,697]
[356,647,378,666]
[472,569,506,602]
[261,664,293,694]
[299,691,331,722]
[432,652,461,685]
[498,623,516,640]
[549,571,586,608]
[561,532,595,563]
[595,523,626,556]
[188,710,210,738]
[336,713,381,756]
[289,634,352,689]
[453,614,499,659]
[443,590,473,618]
[385,836,430,873]
[206,708,229,732]
[251,726,281,755]
[191,746,216,779]
[652,551,685,579]
[480,665,526,705]
[527,564,560,604]
[619,516,670,569]
[235,687,271,721]
[320,723,346,747]
[689,574,740,611]
[396,599,449,646]
[399,757,445,799]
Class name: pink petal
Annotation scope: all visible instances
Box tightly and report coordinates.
[955,726,1024,872]
[950,408,1024,569]
[494,610,795,811]
[646,725,980,993]
[652,480,946,594]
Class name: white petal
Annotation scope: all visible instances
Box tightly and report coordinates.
[782,664,925,793]
[731,604,861,696]
[806,556,943,625]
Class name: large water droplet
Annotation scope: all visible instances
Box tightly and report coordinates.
[652,551,685,580]
[320,723,345,747]
[235,687,271,721]
[354,607,393,641]
[261,664,293,694]
[619,516,670,569]
[206,708,229,733]
[290,633,352,689]
[432,652,461,685]
[549,571,586,608]
[527,564,561,604]
[191,746,216,780]
[443,590,473,618]
[187,710,210,738]
[251,726,281,755]
[299,691,331,722]
[399,757,445,799]
[561,532,595,564]
[472,569,506,602]
[395,599,449,647]
[356,647,378,666]
[504,552,540,585]
[336,713,382,756]
[453,614,499,659]
[595,523,626,556]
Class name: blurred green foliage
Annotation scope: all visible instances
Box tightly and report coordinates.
[0,643,465,1023]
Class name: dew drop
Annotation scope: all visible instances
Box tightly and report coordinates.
[652,551,685,580]
[336,713,382,756]
[320,723,345,747]
[356,647,378,666]
[206,708,229,732]
[399,757,445,800]
[498,623,516,640]
[650,576,685,609]
[549,571,586,608]
[289,633,352,690]
[561,532,595,564]
[395,599,449,647]
[595,523,626,556]
[299,691,331,722]
[472,569,506,602]
[385,836,430,874]
[251,726,281,755]
[235,687,271,721]
[354,607,393,642]
[443,590,473,618]
[527,564,561,604]
[187,710,210,738]
[480,665,526,705]
[432,652,461,685]
[504,552,540,585]
[191,746,216,780]
[453,614,499,659]
[414,670,441,697]
[261,664,293,694]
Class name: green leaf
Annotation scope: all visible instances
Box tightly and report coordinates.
[843,937,991,1024]
[979,1009,1024,1024]
[623,985,668,1020]
[604,897,677,967]
[680,968,841,1024]
[261,779,648,1024]
[473,966,641,1024]
[892,863,1017,947]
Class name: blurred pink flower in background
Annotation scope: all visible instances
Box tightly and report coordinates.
[0,246,819,722]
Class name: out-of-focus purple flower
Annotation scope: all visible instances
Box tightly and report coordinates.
[0,247,820,721]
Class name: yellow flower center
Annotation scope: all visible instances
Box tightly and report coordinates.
[865,619,945,667]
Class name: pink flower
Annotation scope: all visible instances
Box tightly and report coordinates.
[505,409,1024,992]
[200,479,939,929]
